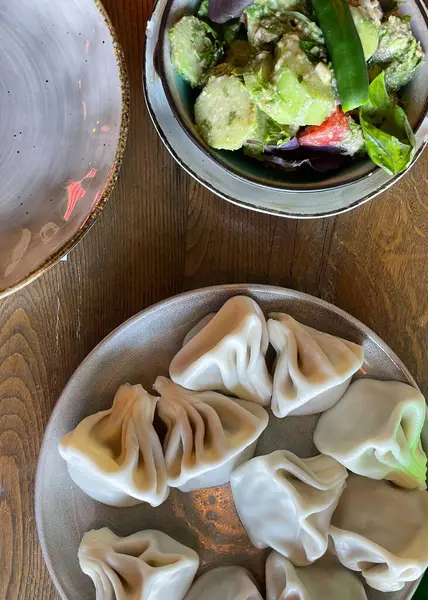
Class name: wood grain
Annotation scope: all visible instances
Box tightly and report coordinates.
[1,0,428,598]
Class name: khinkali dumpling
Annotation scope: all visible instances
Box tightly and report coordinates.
[169,296,272,405]
[79,527,199,600]
[314,379,427,490]
[58,384,169,507]
[268,314,364,418]
[266,551,367,600]
[330,474,428,592]
[184,566,262,600]
[154,376,268,492]
[230,450,348,565]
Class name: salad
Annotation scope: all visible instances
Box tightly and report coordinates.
[168,0,425,175]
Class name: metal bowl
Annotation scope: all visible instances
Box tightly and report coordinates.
[144,0,428,218]
[0,0,129,298]
[36,284,426,600]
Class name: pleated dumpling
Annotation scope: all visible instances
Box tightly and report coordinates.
[184,566,263,600]
[230,451,348,565]
[58,384,169,507]
[169,296,272,405]
[154,376,268,492]
[268,314,364,418]
[330,474,428,592]
[265,551,367,600]
[78,528,199,600]
[314,379,427,490]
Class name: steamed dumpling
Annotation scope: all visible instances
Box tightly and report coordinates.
[314,379,427,490]
[230,451,348,565]
[268,314,364,418]
[154,376,269,492]
[169,296,272,405]
[330,474,428,592]
[58,384,169,507]
[79,527,199,600]
[266,551,367,600]
[184,566,263,600]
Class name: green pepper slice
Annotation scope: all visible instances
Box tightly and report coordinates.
[312,0,369,112]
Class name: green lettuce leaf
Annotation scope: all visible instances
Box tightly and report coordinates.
[359,72,415,175]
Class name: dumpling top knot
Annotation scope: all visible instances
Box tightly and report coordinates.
[79,528,199,600]
[268,313,364,418]
[58,383,169,507]
[169,295,272,405]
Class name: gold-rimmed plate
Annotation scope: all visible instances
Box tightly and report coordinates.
[0,0,129,298]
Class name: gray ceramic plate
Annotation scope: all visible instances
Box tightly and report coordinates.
[144,0,428,217]
[0,0,129,298]
[36,284,425,599]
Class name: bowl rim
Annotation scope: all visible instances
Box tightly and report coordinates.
[0,0,130,300]
[155,0,428,194]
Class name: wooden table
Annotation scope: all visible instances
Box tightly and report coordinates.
[1,0,428,598]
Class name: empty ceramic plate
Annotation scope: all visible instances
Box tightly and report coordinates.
[0,0,129,298]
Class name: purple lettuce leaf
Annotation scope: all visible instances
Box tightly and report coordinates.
[262,137,345,172]
[208,0,253,23]
[264,136,300,152]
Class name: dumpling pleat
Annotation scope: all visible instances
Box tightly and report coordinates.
[268,313,364,418]
[154,376,268,491]
[58,384,169,507]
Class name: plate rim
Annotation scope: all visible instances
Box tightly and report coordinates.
[35,283,420,600]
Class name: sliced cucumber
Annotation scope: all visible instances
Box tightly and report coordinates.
[169,16,223,87]
[195,75,257,150]
[250,108,293,144]
[245,0,308,47]
[244,34,335,126]
[350,6,379,61]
